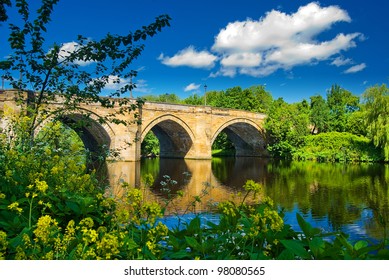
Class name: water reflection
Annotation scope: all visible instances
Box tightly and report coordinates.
[107,158,389,242]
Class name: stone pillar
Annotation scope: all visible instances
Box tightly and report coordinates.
[185,106,213,160]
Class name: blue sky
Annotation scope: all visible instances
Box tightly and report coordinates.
[2,0,389,103]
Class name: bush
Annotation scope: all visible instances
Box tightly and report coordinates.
[293,132,383,162]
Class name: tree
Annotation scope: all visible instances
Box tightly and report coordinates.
[265,98,310,157]
[143,93,181,104]
[203,85,272,113]
[0,0,171,146]
[0,0,172,259]
[363,84,389,161]
[0,0,10,22]
[155,93,181,103]
[346,109,367,136]
[183,93,203,105]
[265,98,294,157]
[289,100,310,146]
[141,131,159,157]
[327,84,359,132]
[205,90,223,107]
[310,95,330,133]
[247,85,273,113]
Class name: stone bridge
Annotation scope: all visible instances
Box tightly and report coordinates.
[0,89,268,161]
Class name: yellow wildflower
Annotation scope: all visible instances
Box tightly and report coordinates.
[79,217,94,228]
[96,233,120,260]
[81,228,98,244]
[146,240,157,253]
[33,215,59,243]
[243,180,262,193]
[8,202,23,214]
[22,234,32,249]
[35,179,48,193]
[0,231,8,260]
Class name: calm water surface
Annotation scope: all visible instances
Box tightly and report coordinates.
[107,157,389,243]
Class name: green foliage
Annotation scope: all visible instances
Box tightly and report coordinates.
[346,109,368,136]
[326,84,360,132]
[363,84,389,161]
[293,132,383,162]
[142,85,272,113]
[0,0,10,22]
[143,93,182,104]
[310,95,330,133]
[0,0,171,143]
[277,213,385,260]
[206,85,272,113]
[141,131,159,157]
[1,124,388,260]
[264,84,383,162]
[163,181,388,260]
[183,93,203,105]
[265,98,310,158]
[212,132,235,153]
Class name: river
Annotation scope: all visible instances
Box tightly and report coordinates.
[106,157,389,243]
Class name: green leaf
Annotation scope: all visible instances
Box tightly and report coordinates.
[354,240,368,251]
[277,249,295,260]
[65,201,80,214]
[187,216,201,232]
[126,238,138,250]
[309,237,325,258]
[377,249,389,259]
[335,234,353,253]
[168,250,190,259]
[168,235,180,250]
[185,236,200,250]
[280,239,311,259]
[296,212,321,238]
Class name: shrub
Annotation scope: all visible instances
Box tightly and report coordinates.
[293,132,383,162]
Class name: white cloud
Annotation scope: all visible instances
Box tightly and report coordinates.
[210,2,361,77]
[159,46,217,69]
[159,2,363,78]
[221,52,262,67]
[209,67,237,78]
[133,79,153,94]
[212,2,351,53]
[239,64,280,77]
[184,83,201,92]
[331,56,353,67]
[344,63,366,74]
[265,33,359,67]
[103,75,130,90]
[58,42,94,66]
[92,75,153,95]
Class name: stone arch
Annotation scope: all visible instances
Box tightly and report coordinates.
[212,118,267,157]
[36,109,115,158]
[141,114,195,158]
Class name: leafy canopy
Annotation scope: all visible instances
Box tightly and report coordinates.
[0,0,171,142]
